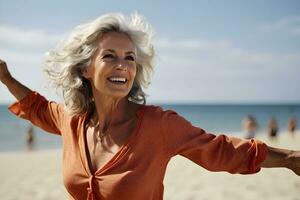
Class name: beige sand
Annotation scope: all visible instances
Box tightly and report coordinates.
[0,132,299,200]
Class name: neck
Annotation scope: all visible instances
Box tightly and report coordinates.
[91,91,132,132]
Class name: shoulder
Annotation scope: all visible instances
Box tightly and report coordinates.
[143,104,174,115]
[142,104,179,121]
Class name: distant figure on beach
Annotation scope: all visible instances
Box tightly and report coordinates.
[267,117,278,141]
[26,124,35,150]
[287,116,297,137]
[243,115,258,139]
[1,12,300,199]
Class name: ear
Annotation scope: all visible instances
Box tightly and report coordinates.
[82,67,91,79]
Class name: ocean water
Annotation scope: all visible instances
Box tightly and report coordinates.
[0,104,299,152]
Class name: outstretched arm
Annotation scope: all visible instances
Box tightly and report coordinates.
[0,59,32,100]
[1,59,65,135]
[161,109,300,176]
[259,145,300,176]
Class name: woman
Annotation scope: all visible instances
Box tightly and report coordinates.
[0,13,299,200]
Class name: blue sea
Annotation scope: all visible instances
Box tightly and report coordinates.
[0,104,299,152]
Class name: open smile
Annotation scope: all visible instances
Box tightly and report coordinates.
[107,76,128,85]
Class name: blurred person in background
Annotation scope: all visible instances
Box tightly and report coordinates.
[243,115,258,139]
[288,116,297,137]
[267,117,278,141]
[25,124,35,151]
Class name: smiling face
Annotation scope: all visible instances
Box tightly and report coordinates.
[84,32,137,99]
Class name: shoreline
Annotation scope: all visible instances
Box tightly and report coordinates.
[1,130,299,153]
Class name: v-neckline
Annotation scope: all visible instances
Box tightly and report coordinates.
[79,105,146,176]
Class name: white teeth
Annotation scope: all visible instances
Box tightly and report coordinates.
[108,77,127,83]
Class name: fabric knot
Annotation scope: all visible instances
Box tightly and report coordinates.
[87,175,96,200]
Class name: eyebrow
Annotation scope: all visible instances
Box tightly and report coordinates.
[103,49,136,55]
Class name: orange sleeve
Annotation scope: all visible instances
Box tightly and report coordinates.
[8,91,65,135]
[162,110,268,174]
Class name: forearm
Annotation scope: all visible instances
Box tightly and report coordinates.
[1,75,32,101]
[0,60,32,101]
[260,146,294,168]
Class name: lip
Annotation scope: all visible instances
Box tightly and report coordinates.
[107,75,128,79]
[106,77,128,85]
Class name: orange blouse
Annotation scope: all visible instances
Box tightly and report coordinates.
[9,92,268,200]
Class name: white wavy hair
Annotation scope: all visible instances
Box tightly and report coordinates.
[44,12,155,116]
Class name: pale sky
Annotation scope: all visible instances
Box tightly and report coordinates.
[0,0,300,104]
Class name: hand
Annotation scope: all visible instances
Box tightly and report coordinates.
[260,146,300,176]
[0,59,12,84]
[287,150,300,176]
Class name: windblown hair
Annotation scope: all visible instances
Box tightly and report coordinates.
[44,12,155,116]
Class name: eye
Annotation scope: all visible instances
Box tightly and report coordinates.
[125,55,135,61]
[102,54,114,59]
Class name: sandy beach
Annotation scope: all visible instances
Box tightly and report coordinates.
[0,132,299,200]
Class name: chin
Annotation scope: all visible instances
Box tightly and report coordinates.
[106,90,131,99]
[104,83,133,99]
[94,82,133,99]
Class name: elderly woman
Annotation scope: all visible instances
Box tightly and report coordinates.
[0,13,299,200]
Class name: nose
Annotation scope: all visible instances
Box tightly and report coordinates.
[116,59,127,71]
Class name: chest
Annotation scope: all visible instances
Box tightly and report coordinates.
[85,119,136,173]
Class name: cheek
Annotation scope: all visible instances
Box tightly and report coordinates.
[130,65,137,79]
[90,64,108,86]
[96,61,110,75]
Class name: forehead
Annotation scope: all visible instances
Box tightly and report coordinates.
[98,32,136,53]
